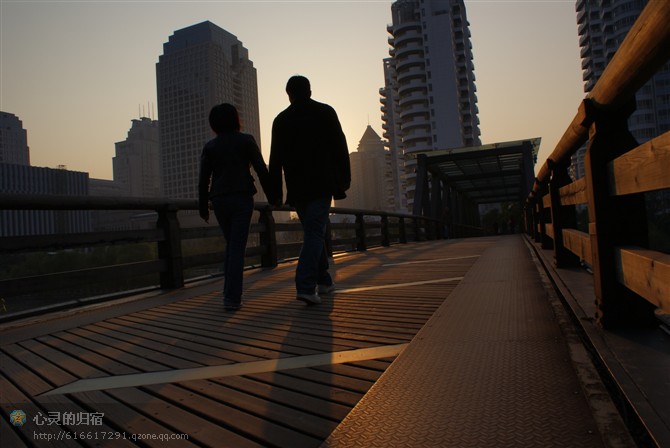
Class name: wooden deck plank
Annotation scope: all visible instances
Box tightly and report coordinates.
[133,307,417,347]
[166,299,433,329]
[13,334,267,447]
[244,371,367,408]
[177,378,336,441]
[62,327,211,368]
[0,238,496,448]
[114,314,330,356]
[93,320,266,363]
[68,391,202,448]
[0,351,137,447]
[101,386,264,448]
[148,382,320,446]
[0,374,81,448]
[0,409,29,448]
[32,332,299,444]
[214,375,352,421]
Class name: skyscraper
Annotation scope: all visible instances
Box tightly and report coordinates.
[0,112,30,166]
[0,164,90,236]
[382,0,481,210]
[335,126,395,212]
[573,0,670,178]
[113,117,160,198]
[380,58,408,213]
[156,21,260,199]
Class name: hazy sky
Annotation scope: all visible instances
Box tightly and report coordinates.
[1,0,584,180]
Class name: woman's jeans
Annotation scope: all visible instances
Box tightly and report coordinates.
[294,196,333,295]
[212,194,254,305]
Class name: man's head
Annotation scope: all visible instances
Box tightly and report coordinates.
[286,75,311,103]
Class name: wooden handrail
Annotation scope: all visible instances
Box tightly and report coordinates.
[533,1,670,192]
[0,194,445,320]
[525,1,670,329]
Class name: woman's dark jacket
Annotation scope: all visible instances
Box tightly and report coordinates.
[198,132,271,216]
[269,98,351,206]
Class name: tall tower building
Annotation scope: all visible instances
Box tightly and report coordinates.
[156,21,261,199]
[383,0,480,210]
[0,112,30,166]
[573,0,670,178]
[380,58,408,213]
[113,117,160,197]
[336,126,395,212]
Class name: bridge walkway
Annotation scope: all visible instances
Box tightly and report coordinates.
[0,235,634,447]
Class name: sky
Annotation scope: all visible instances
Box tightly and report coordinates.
[0,0,584,181]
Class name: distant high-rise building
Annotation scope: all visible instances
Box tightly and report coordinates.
[336,126,395,212]
[572,0,670,178]
[156,21,261,200]
[382,0,480,210]
[0,164,90,236]
[0,112,30,166]
[113,117,160,197]
[380,58,408,213]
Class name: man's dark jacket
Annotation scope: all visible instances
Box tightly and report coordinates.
[198,132,270,216]
[269,98,351,205]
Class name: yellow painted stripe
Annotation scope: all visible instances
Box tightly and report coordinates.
[335,277,463,294]
[42,343,408,396]
[382,255,479,267]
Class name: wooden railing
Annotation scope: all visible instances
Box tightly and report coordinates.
[524,1,670,329]
[0,194,440,320]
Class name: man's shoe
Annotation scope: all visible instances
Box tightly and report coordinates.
[317,284,336,295]
[296,292,321,305]
[223,298,242,312]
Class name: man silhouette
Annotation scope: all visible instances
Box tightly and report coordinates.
[269,75,351,304]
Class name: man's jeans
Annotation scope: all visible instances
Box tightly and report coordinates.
[212,194,254,305]
[294,196,333,295]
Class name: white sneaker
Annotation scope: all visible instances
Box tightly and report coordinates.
[296,292,322,305]
[317,284,336,295]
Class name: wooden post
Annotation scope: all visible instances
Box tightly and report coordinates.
[528,195,540,243]
[325,218,334,257]
[582,99,656,329]
[430,174,442,238]
[533,198,542,244]
[413,216,422,242]
[548,160,579,268]
[355,213,367,252]
[536,184,552,250]
[381,214,390,247]
[156,204,184,289]
[523,200,533,236]
[413,154,428,217]
[398,217,407,244]
[258,205,278,268]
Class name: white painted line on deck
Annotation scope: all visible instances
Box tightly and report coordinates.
[335,277,463,294]
[382,255,480,267]
[42,343,408,397]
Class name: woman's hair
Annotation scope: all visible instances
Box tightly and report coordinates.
[209,103,241,134]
